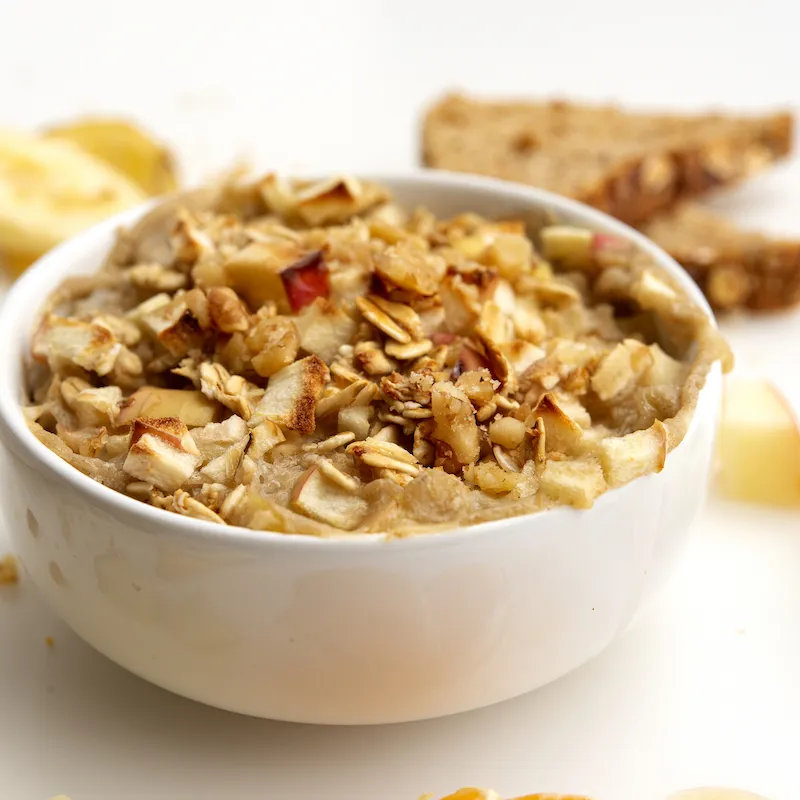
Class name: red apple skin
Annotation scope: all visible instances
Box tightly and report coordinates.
[591,233,633,264]
[451,344,488,379]
[432,331,458,346]
[280,251,330,312]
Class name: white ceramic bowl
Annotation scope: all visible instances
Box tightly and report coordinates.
[0,171,722,724]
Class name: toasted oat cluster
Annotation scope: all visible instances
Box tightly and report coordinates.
[24,174,728,536]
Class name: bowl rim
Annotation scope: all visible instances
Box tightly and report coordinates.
[0,168,718,551]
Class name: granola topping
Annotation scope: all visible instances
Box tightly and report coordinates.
[24,173,729,535]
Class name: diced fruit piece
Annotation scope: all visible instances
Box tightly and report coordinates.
[223,240,301,311]
[118,387,219,428]
[540,456,606,509]
[280,250,330,312]
[34,316,121,376]
[716,377,800,506]
[533,393,584,455]
[295,297,356,363]
[540,225,593,266]
[123,417,201,492]
[250,355,330,433]
[599,419,667,487]
[540,226,632,271]
[290,464,367,530]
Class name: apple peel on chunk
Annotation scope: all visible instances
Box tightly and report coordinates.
[716,376,800,507]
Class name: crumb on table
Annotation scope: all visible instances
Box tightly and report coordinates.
[45,636,55,647]
[0,553,19,585]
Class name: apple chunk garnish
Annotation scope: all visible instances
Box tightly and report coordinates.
[280,250,330,313]
[224,244,329,313]
[716,377,800,507]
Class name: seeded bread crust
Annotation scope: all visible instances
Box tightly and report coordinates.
[421,93,793,227]
[640,203,800,311]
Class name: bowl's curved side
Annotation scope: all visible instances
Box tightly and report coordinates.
[0,171,722,722]
[1,363,717,723]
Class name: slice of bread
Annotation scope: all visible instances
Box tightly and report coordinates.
[422,94,793,227]
[640,203,800,311]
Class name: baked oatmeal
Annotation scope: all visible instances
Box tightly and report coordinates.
[23,174,729,536]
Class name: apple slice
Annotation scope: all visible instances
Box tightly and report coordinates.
[716,377,800,507]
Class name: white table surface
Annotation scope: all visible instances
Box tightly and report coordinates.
[1,2,800,798]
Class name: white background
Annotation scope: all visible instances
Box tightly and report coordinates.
[1,2,800,798]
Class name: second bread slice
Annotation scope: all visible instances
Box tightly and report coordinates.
[422,93,792,227]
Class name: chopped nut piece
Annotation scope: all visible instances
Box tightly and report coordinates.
[247,316,300,377]
[375,240,447,296]
[431,381,481,465]
[207,287,250,333]
[251,355,330,433]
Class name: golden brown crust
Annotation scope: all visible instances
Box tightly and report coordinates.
[421,93,793,226]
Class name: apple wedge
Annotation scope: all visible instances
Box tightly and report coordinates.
[716,377,800,507]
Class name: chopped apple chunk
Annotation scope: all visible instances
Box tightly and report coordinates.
[118,387,219,427]
[290,464,367,530]
[716,377,800,507]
